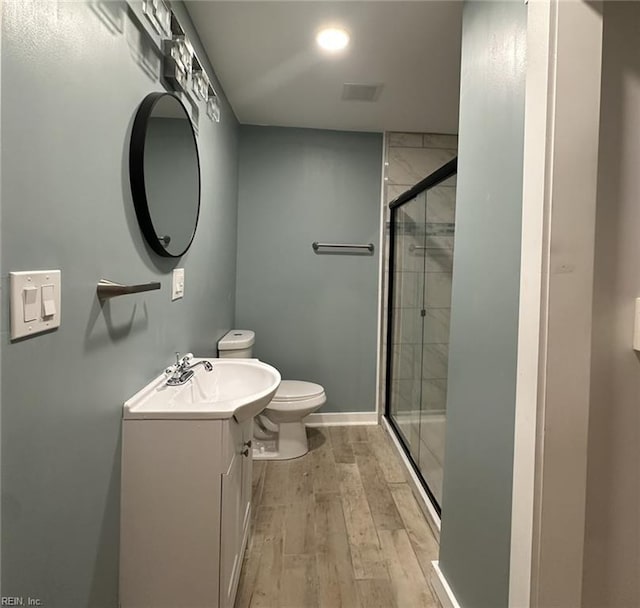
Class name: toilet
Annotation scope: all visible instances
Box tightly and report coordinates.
[217,330,326,460]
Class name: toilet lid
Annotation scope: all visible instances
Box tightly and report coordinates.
[273,380,325,403]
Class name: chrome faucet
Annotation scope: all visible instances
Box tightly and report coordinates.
[165,352,213,386]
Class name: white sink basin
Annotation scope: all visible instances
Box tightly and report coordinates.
[124,358,281,422]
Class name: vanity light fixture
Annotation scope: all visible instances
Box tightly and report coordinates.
[163,12,194,93]
[192,71,209,102]
[170,35,193,88]
[126,0,221,123]
[142,0,171,38]
[316,27,350,52]
[207,88,221,123]
[163,35,192,91]
[154,6,221,122]
[191,57,209,102]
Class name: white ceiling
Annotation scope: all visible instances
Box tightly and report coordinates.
[185,1,463,134]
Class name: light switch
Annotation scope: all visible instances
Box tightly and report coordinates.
[23,286,38,322]
[42,284,56,317]
[172,268,185,301]
[10,270,61,340]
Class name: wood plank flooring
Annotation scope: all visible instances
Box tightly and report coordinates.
[235,425,439,608]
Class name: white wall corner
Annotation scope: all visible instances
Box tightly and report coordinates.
[509,0,554,605]
[430,561,462,608]
[510,1,604,607]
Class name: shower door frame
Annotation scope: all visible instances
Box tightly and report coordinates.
[384,157,457,517]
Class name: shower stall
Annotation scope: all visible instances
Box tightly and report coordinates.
[385,158,457,514]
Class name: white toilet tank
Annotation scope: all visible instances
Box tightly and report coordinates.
[218,329,255,358]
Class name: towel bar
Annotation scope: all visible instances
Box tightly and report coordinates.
[312,242,374,253]
[97,279,161,299]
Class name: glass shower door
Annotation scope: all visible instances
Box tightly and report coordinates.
[417,175,456,506]
[388,192,427,463]
[386,160,456,514]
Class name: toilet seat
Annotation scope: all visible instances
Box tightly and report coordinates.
[264,380,326,422]
[272,380,324,402]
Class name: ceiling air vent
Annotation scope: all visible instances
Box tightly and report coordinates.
[341,83,383,102]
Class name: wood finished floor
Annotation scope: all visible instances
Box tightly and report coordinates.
[235,425,440,608]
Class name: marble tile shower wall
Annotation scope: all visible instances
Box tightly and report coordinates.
[382,132,457,419]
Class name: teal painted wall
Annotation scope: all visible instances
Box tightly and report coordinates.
[438,2,527,607]
[1,2,239,605]
[235,126,383,413]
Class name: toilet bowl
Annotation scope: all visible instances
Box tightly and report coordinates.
[217,330,326,460]
[254,380,326,460]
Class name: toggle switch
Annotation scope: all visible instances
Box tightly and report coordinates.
[23,286,38,322]
[9,270,61,340]
[42,284,56,318]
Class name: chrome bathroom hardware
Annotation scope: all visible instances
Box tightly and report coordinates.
[165,352,213,386]
[312,242,375,253]
[96,279,161,300]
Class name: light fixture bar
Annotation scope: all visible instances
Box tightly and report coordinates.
[191,56,209,102]
[206,83,221,123]
[142,0,171,38]
[157,9,221,122]
[162,13,193,93]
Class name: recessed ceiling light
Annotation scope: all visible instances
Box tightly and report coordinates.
[316,28,350,53]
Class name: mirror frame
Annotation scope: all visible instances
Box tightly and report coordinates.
[129,92,201,258]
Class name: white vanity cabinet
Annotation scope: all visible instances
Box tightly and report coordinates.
[220,418,253,608]
[120,417,253,608]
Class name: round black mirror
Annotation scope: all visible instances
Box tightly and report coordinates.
[129,92,201,257]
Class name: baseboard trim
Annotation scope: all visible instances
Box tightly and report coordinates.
[430,561,461,608]
[305,412,378,427]
[381,416,441,539]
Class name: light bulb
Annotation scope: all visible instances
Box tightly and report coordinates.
[316,28,350,53]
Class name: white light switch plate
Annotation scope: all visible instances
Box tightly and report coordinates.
[172,268,185,301]
[10,270,61,340]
